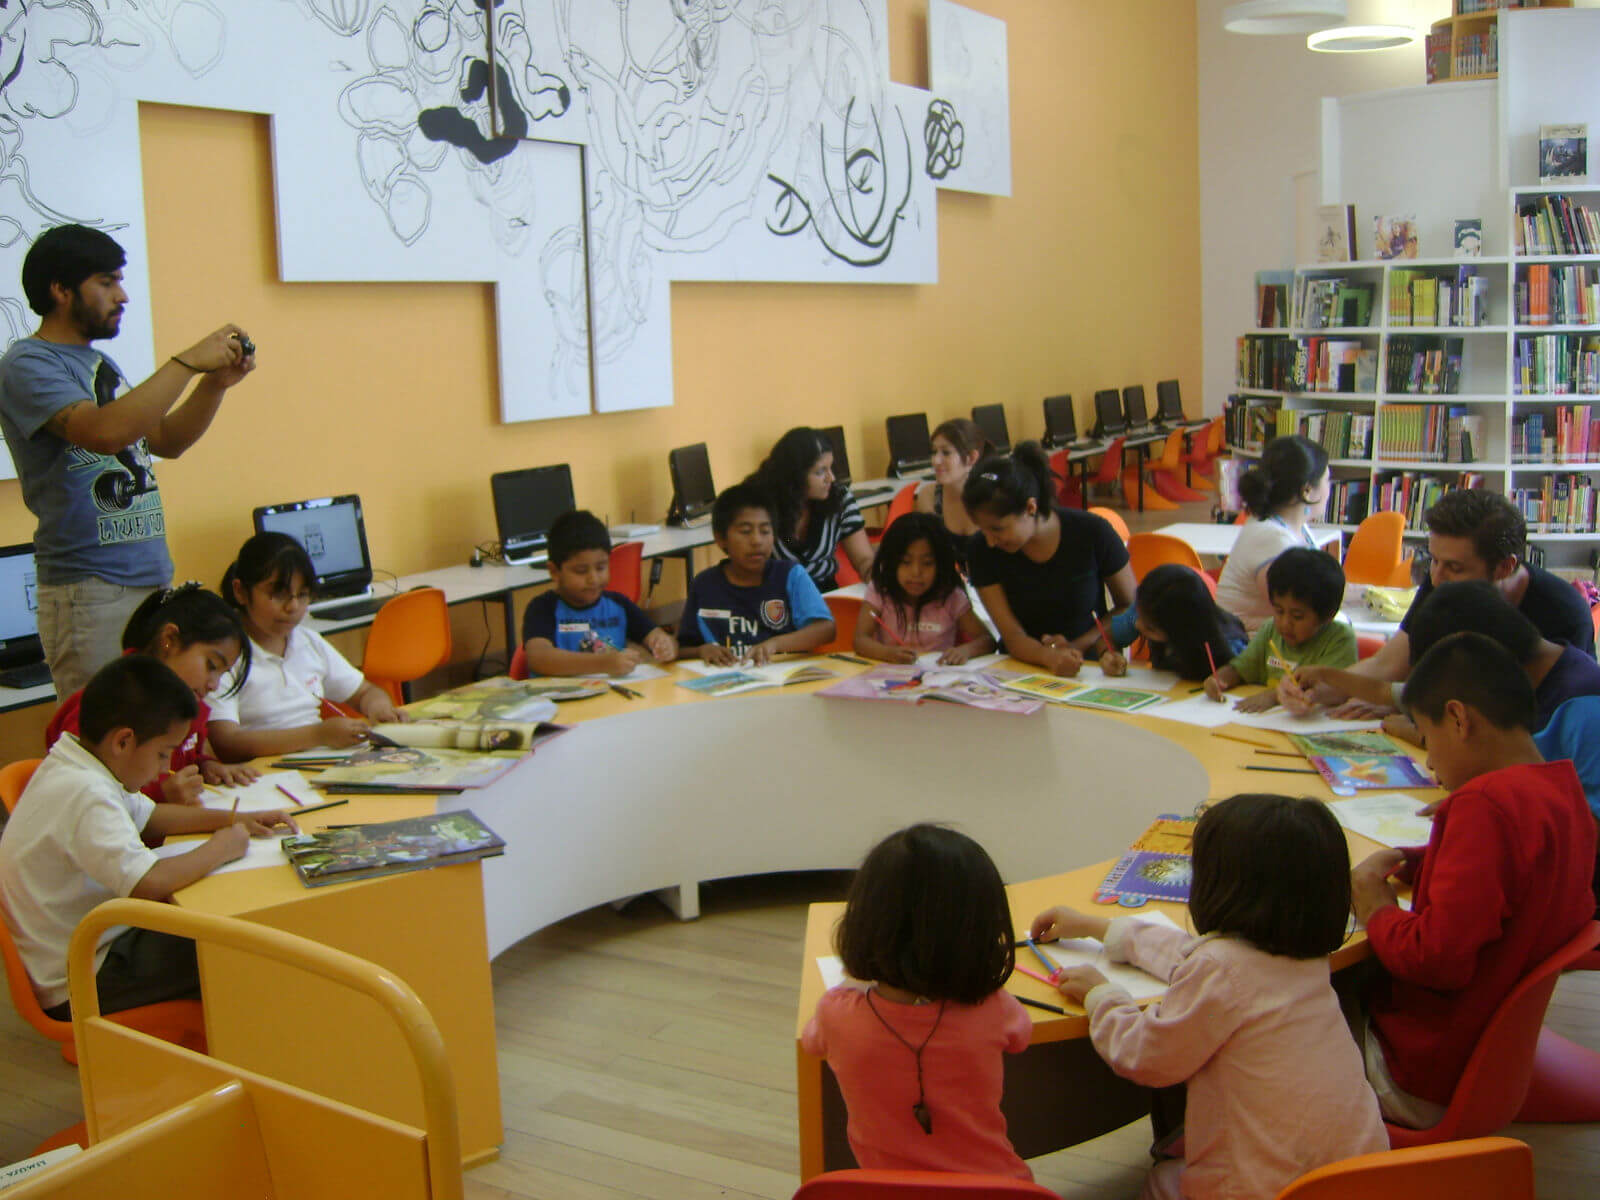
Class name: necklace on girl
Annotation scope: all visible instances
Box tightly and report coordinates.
[864,991,947,1134]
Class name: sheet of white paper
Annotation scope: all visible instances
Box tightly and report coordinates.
[154,833,288,875]
[1330,792,1435,849]
[1075,663,1183,693]
[915,651,1006,670]
[1036,909,1186,1001]
[1141,692,1383,734]
[275,745,364,762]
[199,771,318,812]
[576,661,669,683]
[816,954,847,989]
[676,656,826,679]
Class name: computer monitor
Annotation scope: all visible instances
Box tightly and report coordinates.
[0,544,43,672]
[1091,389,1126,438]
[1042,395,1076,448]
[491,464,576,564]
[668,443,717,525]
[970,404,1011,454]
[1122,385,1150,428]
[817,425,852,484]
[1156,379,1186,424]
[253,495,374,603]
[885,412,933,475]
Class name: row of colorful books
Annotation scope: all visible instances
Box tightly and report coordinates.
[1452,27,1497,76]
[1511,475,1600,534]
[1385,335,1465,395]
[1273,407,1374,460]
[1236,335,1297,391]
[1317,477,1371,526]
[1388,267,1488,328]
[1514,263,1600,326]
[1292,277,1374,330]
[1511,407,1600,463]
[1376,404,1485,462]
[1373,473,1485,531]
[1512,333,1600,395]
[1223,394,1280,453]
[1515,194,1600,257]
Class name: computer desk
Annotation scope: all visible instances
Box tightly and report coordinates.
[1057,430,1168,511]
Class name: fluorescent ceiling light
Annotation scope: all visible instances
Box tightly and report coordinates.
[1223,1,1348,35]
[1306,23,1420,51]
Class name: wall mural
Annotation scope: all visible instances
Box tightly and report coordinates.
[0,0,1009,465]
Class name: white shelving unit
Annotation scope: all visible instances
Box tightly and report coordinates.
[1232,185,1600,563]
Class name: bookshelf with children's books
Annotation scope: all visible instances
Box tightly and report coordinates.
[1426,2,1574,86]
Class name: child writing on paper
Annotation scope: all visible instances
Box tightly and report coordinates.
[1203,548,1354,712]
[206,532,403,761]
[1351,633,1595,1128]
[520,510,676,678]
[1098,565,1247,680]
[0,656,296,1018]
[47,583,259,803]
[802,824,1033,1179]
[1033,795,1385,1200]
[856,513,994,665]
[677,483,835,665]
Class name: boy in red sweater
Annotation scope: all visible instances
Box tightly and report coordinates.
[1352,631,1596,1128]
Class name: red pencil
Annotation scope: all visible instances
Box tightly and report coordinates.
[1093,614,1114,656]
[1204,641,1219,681]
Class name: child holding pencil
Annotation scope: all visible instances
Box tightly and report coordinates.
[856,513,993,665]
[1099,565,1248,679]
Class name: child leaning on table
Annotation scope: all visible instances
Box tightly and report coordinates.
[1203,548,1355,712]
[0,656,296,1019]
[676,482,835,666]
[520,510,676,678]
[802,824,1033,1179]
[1033,795,1385,1200]
[856,511,994,665]
[1098,564,1247,680]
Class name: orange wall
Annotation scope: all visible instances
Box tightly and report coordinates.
[0,0,1199,759]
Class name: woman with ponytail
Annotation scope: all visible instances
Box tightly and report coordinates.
[1215,435,1332,630]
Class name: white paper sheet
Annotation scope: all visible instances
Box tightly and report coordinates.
[1329,792,1435,849]
[1035,909,1186,1001]
[1141,692,1383,734]
[915,651,1006,670]
[576,661,670,683]
[153,832,288,875]
[199,771,319,812]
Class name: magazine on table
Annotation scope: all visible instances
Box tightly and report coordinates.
[280,811,506,887]
[817,664,1044,715]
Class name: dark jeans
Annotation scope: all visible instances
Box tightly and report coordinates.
[43,926,200,1021]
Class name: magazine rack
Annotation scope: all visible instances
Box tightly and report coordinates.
[5,898,462,1200]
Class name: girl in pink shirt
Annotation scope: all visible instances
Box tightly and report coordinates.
[802,824,1032,1179]
[1032,795,1386,1200]
[856,513,994,666]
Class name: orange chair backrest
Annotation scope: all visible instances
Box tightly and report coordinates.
[508,645,528,680]
[1088,506,1131,543]
[1275,1136,1534,1200]
[1088,438,1125,485]
[882,484,919,532]
[0,895,72,1047]
[1155,429,1185,471]
[795,1169,1059,1200]
[819,594,863,654]
[608,541,644,603]
[1126,533,1203,581]
[1343,511,1406,586]
[0,757,41,815]
[363,588,452,704]
[833,546,861,587]
[1206,416,1224,455]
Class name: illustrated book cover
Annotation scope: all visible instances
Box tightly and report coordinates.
[1541,124,1588,183]
[817,665,1044,715]
[675,658,835,696]
[1304,752,1434,795]
[1061,685,1166,714]
[1287,730,1400,758]
[280,810,505,888]
[1374,215,1418,261]
[1094,815,1197,906]
[403,676,597,722]
[308,745,527,793]
[1314,204,1356,263]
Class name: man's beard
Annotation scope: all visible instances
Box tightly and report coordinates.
[70,292,121,340]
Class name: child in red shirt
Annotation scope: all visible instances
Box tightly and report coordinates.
[1353,632,1597,1127]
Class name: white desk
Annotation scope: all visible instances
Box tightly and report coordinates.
[0,680,54,714]
[1158,521,1344,558]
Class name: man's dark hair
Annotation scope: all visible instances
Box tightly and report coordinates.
[1189,794,1351,959]
[547,509,610,566]
[1424,489,1525,571]
[1265,547,1345,621]
[21,225,127,316]
[712,482,774,538]
[1402,631,1537,732]
[79,655,199,744]
[1407,580,1541,666]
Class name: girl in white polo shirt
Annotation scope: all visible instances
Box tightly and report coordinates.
[206,532,402,761]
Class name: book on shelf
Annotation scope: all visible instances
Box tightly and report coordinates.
[1224,394,1282,452]
[1515,194,1600,256]
[1453,219,1482,259]
[1515,263,1600,325]
[1385,335,1464,395]
[1373,472,1485,530]
[1540,124,1588,184]
[1374,214,1418,261]
[1425,30,1451,84]
[1321,476,1370,526]
[1388,267,1487,329]
[1513,333,1600,395]
[1512,474,1600,534]
[1293,276,1373,329]
[279,811,505,888]
[1314,204,1356,264]
[1274,408,1373,461]
[1376,405,1481,462]
[1512,405,1600,462]
[1256,270,1291,328]
[1454,25,1497,77]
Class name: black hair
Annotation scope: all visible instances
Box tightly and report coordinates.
[961,440,1055,520]
[1406,580,1541,667]
[122,583,251,698]
[1424,489,1525,572]
[1402,631,1537,732]
[930,418,991,464]
[221,532,317,610]
[712,482,775,539]
[547,509,611,566]
[1265,548,1345,622]
[79,655,200,745]
[1238,435,1329,519]
[835,824,1015,1005]
[1189,794,1351,958]
[1135,565,1245,680]
[21,224,127,316]
[869,512,962,625]
[745,427,840,542]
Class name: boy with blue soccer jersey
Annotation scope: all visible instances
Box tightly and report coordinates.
[678,483,835,665]
[521,510,676,678]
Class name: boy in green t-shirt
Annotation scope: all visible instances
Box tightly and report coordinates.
[1205,548,1355,713]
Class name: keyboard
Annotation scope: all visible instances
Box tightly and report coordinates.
[311,595,388,622]
[0,660,52,690]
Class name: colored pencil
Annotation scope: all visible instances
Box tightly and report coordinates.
[276,782,304,806]
[1024,936,1059,979]
[1013,963,1056,987]
[1093,614,1114,655]
[1015,995,1067,1015]
[609,683,642,700]
[1243,764,1320,775]
[1211,730,1276,750]
[285,799,351,817]
[230,794,241,816]
[1253,749,1302,759]
[828,653,871,666]
[869,607,908,647]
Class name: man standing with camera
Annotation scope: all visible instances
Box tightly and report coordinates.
[0,224,255,694]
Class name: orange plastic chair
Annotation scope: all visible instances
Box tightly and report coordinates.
[818,593,862,654]
[1357,634,1386,660]
[362,587,452,705]
[1084,437,1127,507]
[1088,506,1131,543]
[1181,416,1226,488]
[1126,532,1204,582]
[0,756,42,814]
[609,540,644,603]
[1343,512,1406,587]
[1147,429,1210,504]
[833,545,861,587]
[1275,1137,1533,1200]
[1384,919,1600,1147]
[1389,555,1418,588]
[1047,448,1081,507]
[794,1170,1058,1200]
[507,645,529,679]
[879,483,919,536]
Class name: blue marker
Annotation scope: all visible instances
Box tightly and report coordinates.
[1024,936,1060,981]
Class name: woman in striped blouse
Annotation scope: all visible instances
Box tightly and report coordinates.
[747,427,876,591]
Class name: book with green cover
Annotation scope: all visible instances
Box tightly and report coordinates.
[1287,730,1399,758]
[309,744,526,793]
[280,811,505,888]
[402,676,601,723]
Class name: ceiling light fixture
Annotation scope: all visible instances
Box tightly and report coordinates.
[1223,1,1349,35]
[1307,22,1421,51]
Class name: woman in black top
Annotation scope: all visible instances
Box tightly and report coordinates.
[964,441,1136,676]
[746,427,875,591]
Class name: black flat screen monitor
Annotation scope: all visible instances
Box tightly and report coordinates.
[0,544,43,671]
[885,413,933,473]
[253,495,374,602]
[1122,385,1150,428]
[491,464,576,563]
[1156,379,1186,423]
[1042,394,1076,447]
[1092,389,1126,438]
[817,425,852,484]
[970,404,1011,453]
[668,443,717,524]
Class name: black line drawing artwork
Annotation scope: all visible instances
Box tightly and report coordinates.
[923,97,963,180]
[487,4,570,140]
[928,0,1009,197]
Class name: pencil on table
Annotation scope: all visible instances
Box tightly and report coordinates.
[1211,730,1276,750]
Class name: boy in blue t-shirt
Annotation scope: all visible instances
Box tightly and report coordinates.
[521,511,677,677]
[677,483,835,665]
